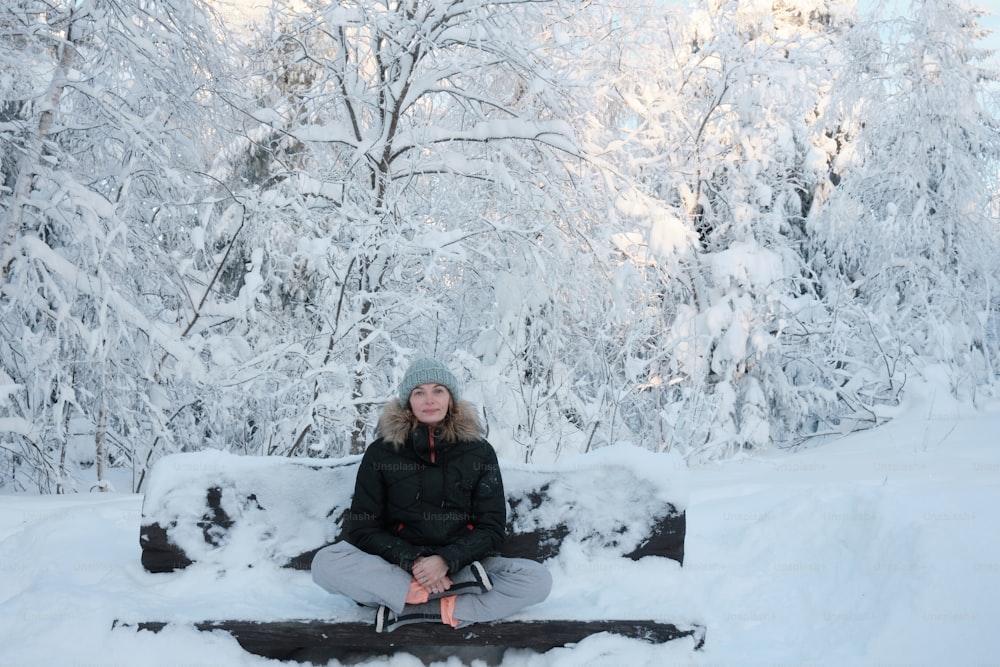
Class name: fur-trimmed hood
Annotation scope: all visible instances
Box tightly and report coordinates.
[375,397,484,447]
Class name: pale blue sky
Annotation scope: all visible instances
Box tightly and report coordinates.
[861,1,1000,59]
[980,6,1000,60]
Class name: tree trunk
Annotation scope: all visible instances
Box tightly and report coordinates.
[1,11,78,280]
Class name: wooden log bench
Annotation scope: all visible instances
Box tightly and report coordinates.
[119,449,704,662]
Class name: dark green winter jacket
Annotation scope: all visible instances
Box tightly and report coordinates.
[345,398,506,574]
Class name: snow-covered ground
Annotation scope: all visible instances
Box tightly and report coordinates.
[1,370,998,666]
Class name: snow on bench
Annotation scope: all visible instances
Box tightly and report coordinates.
[123,448,703,660]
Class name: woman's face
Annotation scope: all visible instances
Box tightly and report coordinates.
[408,383,451,427]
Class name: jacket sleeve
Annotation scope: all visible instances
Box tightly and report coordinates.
[435,443,507,573]
[346,444,427,571]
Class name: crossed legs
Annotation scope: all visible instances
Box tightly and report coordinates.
[311,541,551,626]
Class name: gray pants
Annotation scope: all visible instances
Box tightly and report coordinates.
[312,541,552,623]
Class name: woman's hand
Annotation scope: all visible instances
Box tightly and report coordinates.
[412,555,452,594]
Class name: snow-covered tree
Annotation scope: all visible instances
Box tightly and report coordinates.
[568,0,865,458]
[0,0,226,491]
[810,0,1000,402]
[194,0,604,460]
[2,0,998,489]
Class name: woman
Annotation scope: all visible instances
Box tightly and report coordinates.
[312,358,552,632]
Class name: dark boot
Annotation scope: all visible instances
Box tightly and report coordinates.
[375,600,442,633]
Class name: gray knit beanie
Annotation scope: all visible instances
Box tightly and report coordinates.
[398,358,461,403]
